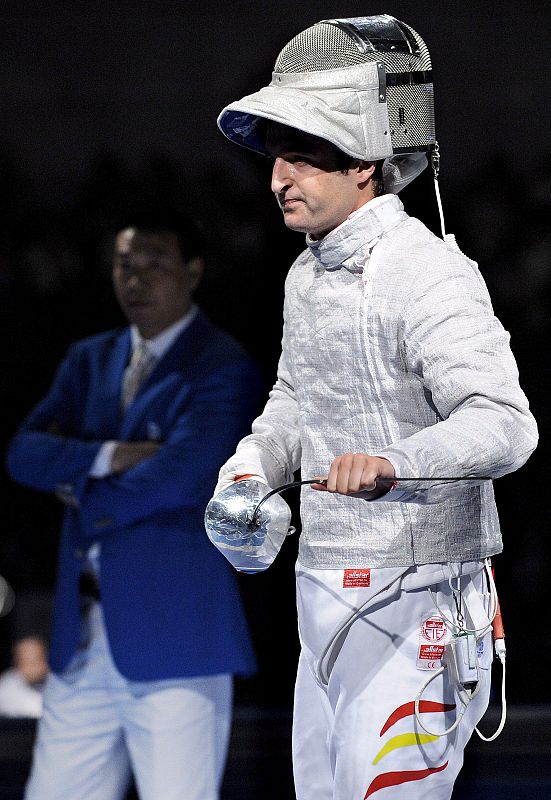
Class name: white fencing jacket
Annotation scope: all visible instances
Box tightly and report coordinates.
[219,194,538,568]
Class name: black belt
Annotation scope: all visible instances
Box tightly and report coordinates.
[79,570,101,601]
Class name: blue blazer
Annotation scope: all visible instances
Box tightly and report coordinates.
[7,311,262,680]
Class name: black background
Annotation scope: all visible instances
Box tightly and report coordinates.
[0,1,549,707]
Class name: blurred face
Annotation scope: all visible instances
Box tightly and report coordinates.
[112,228,203,339]
[267,125,376,240]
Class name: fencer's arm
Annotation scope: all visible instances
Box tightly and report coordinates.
[371,252,538,502]
[216,336,301,494]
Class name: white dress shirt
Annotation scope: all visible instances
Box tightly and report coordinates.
[89,306,198,478]
[86,306,198,571]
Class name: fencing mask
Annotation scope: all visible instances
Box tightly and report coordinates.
[218,14,437,194]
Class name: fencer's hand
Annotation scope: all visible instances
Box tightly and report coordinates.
[311,453,396,499]
[111,441,161,474]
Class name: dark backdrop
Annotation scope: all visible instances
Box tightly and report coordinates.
[0,2,549,706]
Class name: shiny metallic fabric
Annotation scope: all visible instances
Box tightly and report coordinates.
[204,479,292,573]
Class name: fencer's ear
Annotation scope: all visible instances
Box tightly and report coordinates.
[356,161,377,187]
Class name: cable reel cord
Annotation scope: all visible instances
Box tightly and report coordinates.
[414,649,506,741]
[428,559,498,638]
[414,559,507,740]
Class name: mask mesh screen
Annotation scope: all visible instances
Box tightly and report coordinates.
[274,22,431,74]
[402,23,432,71]
[387,84,435,149]
[275,25,375,72]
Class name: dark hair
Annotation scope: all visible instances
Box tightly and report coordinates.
[114,206,204,262]
[337,154,385,196]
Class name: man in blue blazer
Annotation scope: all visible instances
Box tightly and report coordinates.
[7,208,262,800]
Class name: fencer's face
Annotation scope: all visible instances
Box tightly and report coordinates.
[267,124,375,240]
[112,229,203,339]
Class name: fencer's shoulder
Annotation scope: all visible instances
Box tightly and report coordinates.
[384,215,480,279]
[383,214,444,257]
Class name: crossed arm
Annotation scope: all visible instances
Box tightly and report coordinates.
[8,345,261,534]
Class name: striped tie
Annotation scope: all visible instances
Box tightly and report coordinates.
[122,341,155,410]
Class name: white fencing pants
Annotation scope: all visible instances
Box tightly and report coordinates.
[25,603,232,800]
[293,562,493,800]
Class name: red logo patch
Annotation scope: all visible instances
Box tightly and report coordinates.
[421,616,446,642]
[418,644,445,661]
[343,568,371,588]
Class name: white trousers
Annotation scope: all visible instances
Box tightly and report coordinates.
[293,562,493,800]
[25,604,232,800]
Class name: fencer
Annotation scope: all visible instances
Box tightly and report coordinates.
[211,14,538,800]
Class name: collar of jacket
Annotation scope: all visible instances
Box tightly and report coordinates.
[306,193,407,272]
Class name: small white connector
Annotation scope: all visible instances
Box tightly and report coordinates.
[445,632,479,689]
[494,637,506,665]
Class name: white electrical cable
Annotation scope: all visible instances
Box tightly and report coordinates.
[428,559,498,638]
[413,666,480,737]
[429,141,446,240]
[475,648,507,741]
[433,176,446,239]
[414,559,504,738]
[316,569,407,686]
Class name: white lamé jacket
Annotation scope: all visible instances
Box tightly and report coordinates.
[219,194,538,568]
